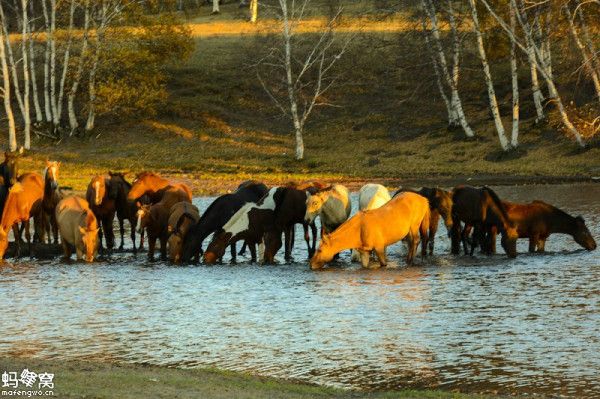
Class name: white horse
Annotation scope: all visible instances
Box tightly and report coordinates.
[351,183,391,262]
[304,184,352,235]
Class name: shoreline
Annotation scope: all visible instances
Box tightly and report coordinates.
[0,357,491,399]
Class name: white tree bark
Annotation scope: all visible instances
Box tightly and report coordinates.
[49,0,58,130]
[68,0,91,135]
[55,0,76,129]
[212,0,220,14]
[0,12,17,151]
[422,18,453,124]
[41,0,53,123]
[577,6,600,78]
[422,0,475,137]
[21,0,31,149]
[250,0,258,23]
[468,0,509,151]
[564,5,600,103]
[86,2,109,132]
[510,1,519,148]
[28,0,43,124]
[480,0,586,147]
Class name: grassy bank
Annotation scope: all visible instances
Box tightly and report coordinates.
[0,357,491,399]
[5,1,600,195]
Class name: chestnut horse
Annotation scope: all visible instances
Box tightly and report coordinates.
[487,200,596,253]
[310,192,430,269]
[395,187,454,255]
[451,186,518,258]
[0,173,44,259]
[167,202,200,263]
[136,188,191,261]
[41,161,61,244]
[351,183,391,262]
[127,172,192,204]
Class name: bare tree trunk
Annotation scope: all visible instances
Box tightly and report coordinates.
[49,0,58,131]
[29,0,42,124]
[422,18,453,125]
[55,0,76,130]
[21,0,31,149]
[510,1,519,148]
[447,0,462,127]
[577,6,600,78]
[526,12,545,122]
[0,16,17,151]
[212,0,219,14]
[422,0,474,137]
[469,0,509,151]
[250,0,258,23]
[86,4,108,133]
[41,0,53,123]
[564,5,600,103]
[68,0,90,135]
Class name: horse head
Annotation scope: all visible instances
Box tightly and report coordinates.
[573,216,596,251]
[79,212,99,262]
[203,230,232,264]
[433,188,453,232]
[500,223,519,258]
[136,203,152,234]
[310,233,333,270]
[90,176,107,206]
[108,171,128,200]
[45,161,60,191]
[304,192,327,224]
[0,226,9,259]
[3,150,21,186]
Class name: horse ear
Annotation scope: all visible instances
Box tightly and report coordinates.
[79,226,87,235]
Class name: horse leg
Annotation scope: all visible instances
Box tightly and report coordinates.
[428,212,439,255]
[51,212,59,245]
[537,237,546,252]
[420,217,430,259]
[310,223,317,256]
[359,250,370,268]
[285,226,293,261]
[238,241,247,255]
[405,234,414,265]
[159,236,167,261]
[230,242,237,264]
[106,217,115,250]
[24,220,32,257]
[61,239,72,260]
[98,223,104,251]
[488,226,497,254]
[450,222,461,255]
[461,224,472,255]
[529,234,538,253]
[147,235,156,262]
[374,247,387,268]
[249,243,257,263]
[130,218,137,254]
[13,225,21,258]
[118,218,125,250]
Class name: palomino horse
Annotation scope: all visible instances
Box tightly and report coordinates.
[56,196,99,262]
[487,200,596,253]
[351,183,391,261]
[107,172,147,252]
[0,174,44,259]
[127,172,192,203]
[86,175,117,250]
[451,186,518,258]
[182,180,268,263]
[167,202,200,263]
[136,188,191,261]
[395,187,454,254]
[310,192,430,269]
[41,161,62,244]
[304,184,352,235]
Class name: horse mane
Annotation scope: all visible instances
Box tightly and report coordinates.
[84,210,98,230]
[482,186,512,226]
[531,200,574,221]
[8,183,23,194]
[314,185,334,194]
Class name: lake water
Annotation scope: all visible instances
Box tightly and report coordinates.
[0,183,598,397]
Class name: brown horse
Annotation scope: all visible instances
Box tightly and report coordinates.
[451,186,518,258]
[41,161,61,244]
[107,172,147,252]
[136,188,191,261]
[86,175,117,250]
[395,187,453,255]
[487,200,596,253]
[0,150,22,218]
[167,202,200,263]
[56,196,99,262]
[127,172,192,203]
[0,173,44,259]
[310,192,430,269]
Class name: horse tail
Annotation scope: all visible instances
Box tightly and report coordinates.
[482,186,511,226]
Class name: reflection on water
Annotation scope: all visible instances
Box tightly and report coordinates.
[0,184,599,397]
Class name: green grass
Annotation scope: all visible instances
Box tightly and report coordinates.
[5,1,600,194]
[0,357,492,399]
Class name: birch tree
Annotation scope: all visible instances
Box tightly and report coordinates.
[250,0,258,23]
[68,0,91,135]
[0,9,17,151]
[212,0,219,14]
[509,0,519,147]
[257,0,351,160]
[421,0,475,137]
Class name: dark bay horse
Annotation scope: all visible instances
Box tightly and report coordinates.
[487,200,596,253]
[41,161,61,244]
[0,150,21,218]
[86,175,116,250]
[167,202,200,263]
[451,186,518,258]
[395,187,454,255]
[127,172,192,203]
[108,172,147,252]
[182,180,268,263]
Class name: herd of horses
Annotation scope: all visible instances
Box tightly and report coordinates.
[0,151,596,268]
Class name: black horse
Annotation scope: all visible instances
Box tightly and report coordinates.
[0,150,21,218]
[181,180,268,263]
